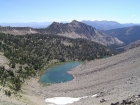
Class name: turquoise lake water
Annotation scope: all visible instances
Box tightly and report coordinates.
[40,62,82,84]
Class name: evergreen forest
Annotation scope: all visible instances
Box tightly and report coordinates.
[0,33,112,95]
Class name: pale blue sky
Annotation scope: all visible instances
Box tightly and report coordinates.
[0,0,140,23]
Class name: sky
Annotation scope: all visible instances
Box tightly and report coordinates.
[0,0,140,23]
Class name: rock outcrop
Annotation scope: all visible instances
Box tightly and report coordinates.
[44,20,124,46]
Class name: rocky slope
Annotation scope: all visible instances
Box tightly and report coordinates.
[103,26,140,44]
[0,39,140,105]
[0,20,124,46]
[118,40,140,51]
[42,20,124,46]
[26,45,140,105]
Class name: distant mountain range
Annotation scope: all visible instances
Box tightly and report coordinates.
[1,20,139,30]
[103,26,140,44]
[0,22,52,28]
[82,20,138,30]
[1,20,140,51]
[0,20,123,46]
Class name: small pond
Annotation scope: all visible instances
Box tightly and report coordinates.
[40,62,82,84]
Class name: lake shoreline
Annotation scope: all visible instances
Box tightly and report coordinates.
[37,61,72,85]
[22,46,140,105]
[40,61,82,84]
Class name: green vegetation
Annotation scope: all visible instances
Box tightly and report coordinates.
[0,33,112,95]
[0,66,22,96]
[108,44,125,54]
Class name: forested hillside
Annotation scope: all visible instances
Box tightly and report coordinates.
[0,33,112,69]
[0,33,112,94]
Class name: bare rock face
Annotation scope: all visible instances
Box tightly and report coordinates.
[0,20,124,46]
[44,20,124,46]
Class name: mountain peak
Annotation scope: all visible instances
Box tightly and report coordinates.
[52,21,59,25]
[45,20,123,46]
[71,20,79,24]
[0,21,123,46]
[70,20,83,28]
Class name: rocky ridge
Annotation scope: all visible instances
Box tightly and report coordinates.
[43,20,124,46]
[0,20,124,46]
[0,26,38,35]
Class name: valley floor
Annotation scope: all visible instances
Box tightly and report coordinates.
[1,46,140,105]
[23,46,140,105]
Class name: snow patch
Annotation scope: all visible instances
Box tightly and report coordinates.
[45,94,97,105]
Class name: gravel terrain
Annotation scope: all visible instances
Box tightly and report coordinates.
[22,46,140,105]
[1,46,140,105]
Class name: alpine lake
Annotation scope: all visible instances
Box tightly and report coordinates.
[40,62,82,84]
